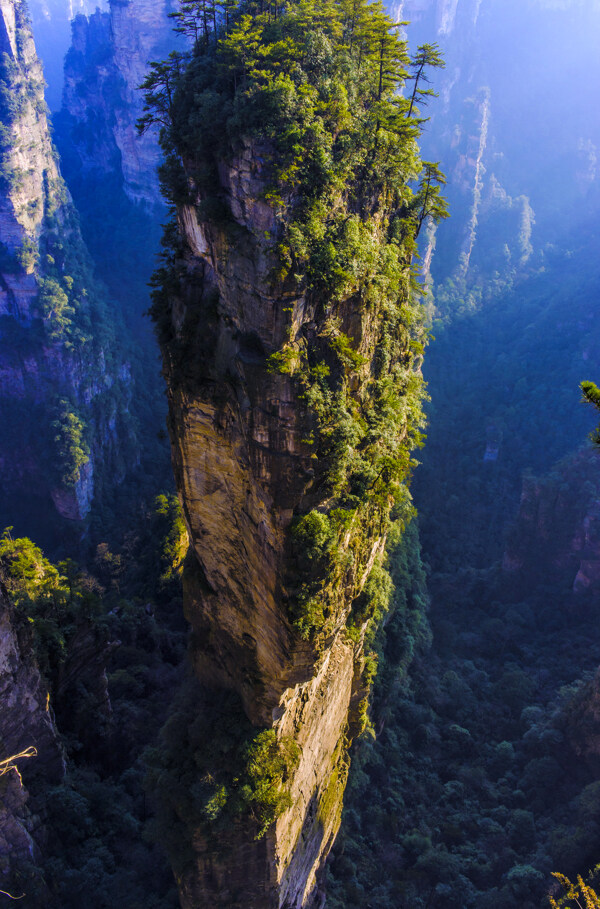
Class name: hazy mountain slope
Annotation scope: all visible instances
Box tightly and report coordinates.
[0,0,137,546]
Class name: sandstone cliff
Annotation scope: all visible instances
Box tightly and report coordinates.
[59,0,181,207]
[398,0,599,313]
[27,0,106,110]
[0,0,135,532]
[162,139,391,909]
[149,8,431,904]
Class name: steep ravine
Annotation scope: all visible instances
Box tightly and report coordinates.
[149,6,437,906]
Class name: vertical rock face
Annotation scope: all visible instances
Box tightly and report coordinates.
[59,10,122,181]
[0,573,64,891]
[0,0,58,264]
[26,0,106,110]
[0,0,135,530]
[150,10,431,904]
[398,0,530,288]
[109,0,175,205]
[164,146,385,908]
[503,448,600,596]
[60,0,180,207]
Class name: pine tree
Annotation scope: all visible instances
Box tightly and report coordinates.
[412,161,449,238]
[137,52,186,133]
[406,42,445,119]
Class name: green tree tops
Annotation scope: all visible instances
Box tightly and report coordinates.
[406,42,445,120]
[142,0,447,646]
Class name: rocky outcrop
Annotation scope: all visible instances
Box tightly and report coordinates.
[59,0,181,207]
[0,0,135,530]
[147,4,434,899]
[162,147,374,907]
[396,0,480,35]
[58,9,122,182]
[26,0,104,110]
[0,0,58,267]
[155,91,425,898]
[503,447,600,595]
[110,0,177,205]
[0,573,64,893]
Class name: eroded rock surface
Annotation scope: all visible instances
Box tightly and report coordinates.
[158,130,410,907]
[0,574,64,892]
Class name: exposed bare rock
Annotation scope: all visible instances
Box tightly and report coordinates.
[0,0,61,258]
[110,0,174,205]
[60,0,181,207]
[0,582,65,780]
[26,0,106,109]
[59,9,122,180]
[50,456,94,522]
[0,573,64,891]
[156,120,420,904]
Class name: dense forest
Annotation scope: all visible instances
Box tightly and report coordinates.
[1,0,600,907]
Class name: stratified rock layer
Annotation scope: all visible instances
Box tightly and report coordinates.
[160,131,397,906]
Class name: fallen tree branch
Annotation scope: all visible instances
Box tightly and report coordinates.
[0,746,37,778]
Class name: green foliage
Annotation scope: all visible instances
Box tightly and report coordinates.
[0,529,92,677]
[292,510,335,562]
[146,683,302,875]
[327,494,600,908]
[143,0,445,649]
[0,512,187,907]
[241,729,301,838]
[16,236,38,271]
[152,494,189,584]
[406,42,446,120]
[48,119,175,544]
[39,278,75,341]
[50,400,91,488]
[324,23,600,908]
[0,0,143,534]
